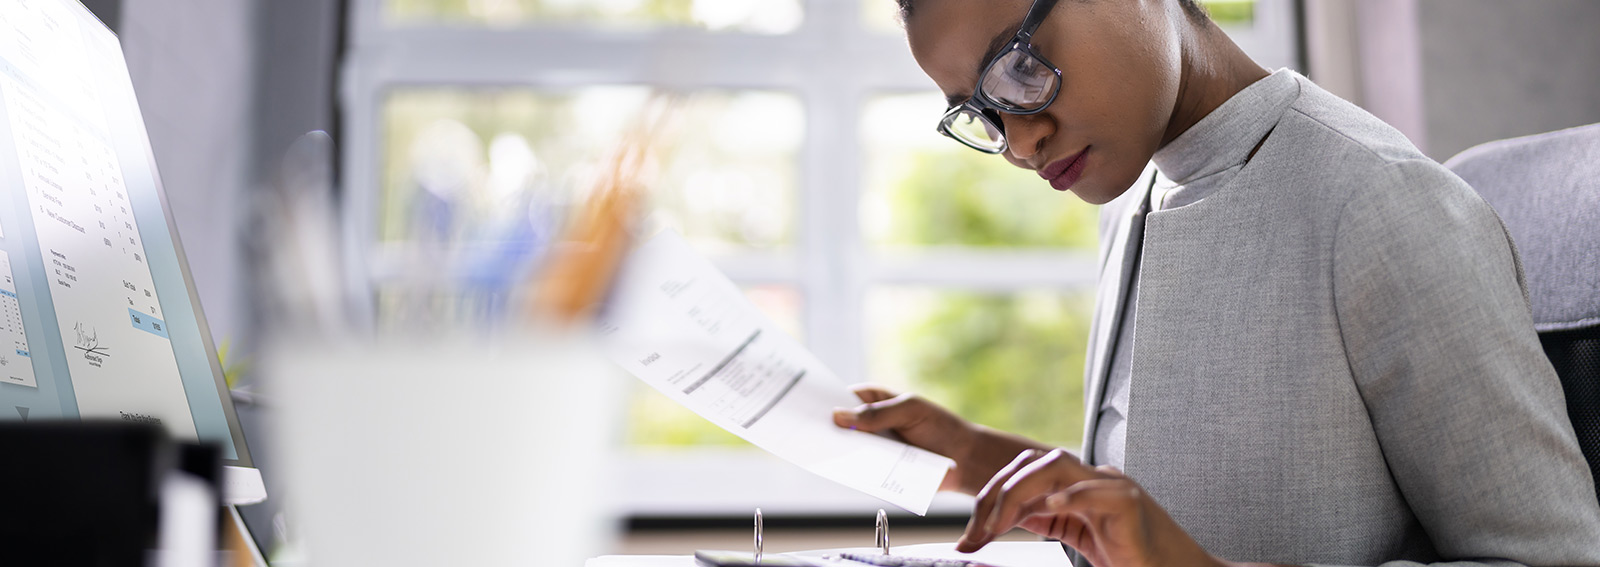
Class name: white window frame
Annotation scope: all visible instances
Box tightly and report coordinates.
[340,0,1300,517]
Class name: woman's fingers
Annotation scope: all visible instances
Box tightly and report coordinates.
[1040,478,1150,551]
[848,384,897,404]
[831,384,900,430]
[1016,510,1079,541]
[991,466,1218,567]
[958,449,1045,550]
[959,448,1102,553]
[1044,478,1140,516]
[989,450,1096,536]
[831,391,921,432]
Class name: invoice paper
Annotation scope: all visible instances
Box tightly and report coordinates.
[0,0,198,438]
[597,230,953,515]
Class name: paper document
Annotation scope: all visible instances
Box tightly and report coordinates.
[598,230,953,515]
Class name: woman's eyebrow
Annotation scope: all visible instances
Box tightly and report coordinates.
[946,21,1027,108]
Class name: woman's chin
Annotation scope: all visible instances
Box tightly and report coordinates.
[1067,179,1120,205]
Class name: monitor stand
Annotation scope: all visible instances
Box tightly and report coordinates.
[223,466,267,505]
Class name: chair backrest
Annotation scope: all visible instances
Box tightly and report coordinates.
[1446,123,1600,497]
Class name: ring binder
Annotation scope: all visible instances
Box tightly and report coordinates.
[694,509,914,567]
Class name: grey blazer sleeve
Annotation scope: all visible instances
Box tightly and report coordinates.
[1325,159,1600,567]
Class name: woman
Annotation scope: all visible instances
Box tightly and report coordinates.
[832,1,1600,566]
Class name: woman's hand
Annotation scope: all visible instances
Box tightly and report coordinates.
[831,385,1050,495]
[957,448,1245,567]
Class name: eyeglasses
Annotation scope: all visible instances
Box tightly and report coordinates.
[936,0,1063,154]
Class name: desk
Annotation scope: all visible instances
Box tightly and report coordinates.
[586,541,1071,567]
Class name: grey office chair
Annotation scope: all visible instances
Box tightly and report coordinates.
[1445,123,1600,497]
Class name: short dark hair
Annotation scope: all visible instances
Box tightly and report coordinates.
[896,0,1210,26]
[1177,0,1210,21]
[895,0,915,22]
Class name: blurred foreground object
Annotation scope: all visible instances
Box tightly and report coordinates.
[531,95,679,324]
[0,422,223,566]
[253,130,357,337]
[269,332,622,567]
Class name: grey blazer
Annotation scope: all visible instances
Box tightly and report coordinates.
[1078,73,1600,565]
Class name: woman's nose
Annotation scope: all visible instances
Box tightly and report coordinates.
[1000,112,1054,162]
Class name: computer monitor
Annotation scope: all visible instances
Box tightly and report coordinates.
[0,0,265,504]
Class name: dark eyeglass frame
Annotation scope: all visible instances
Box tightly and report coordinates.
[936,0,1064,154]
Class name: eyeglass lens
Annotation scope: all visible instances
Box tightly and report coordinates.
[942,108,1005,152]
[980,49,1058,110]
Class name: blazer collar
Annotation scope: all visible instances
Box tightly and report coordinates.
[1080,170,1160,460]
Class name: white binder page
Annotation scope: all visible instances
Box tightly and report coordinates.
[597,230,953,515]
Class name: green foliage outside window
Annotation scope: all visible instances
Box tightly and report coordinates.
[872,146,1098,249]
[870,142,1098,449]
[886,290,1093,450]
[1200,0,1255,27]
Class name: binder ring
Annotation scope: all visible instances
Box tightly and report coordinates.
[875,509,889,555]
[754,508,764,562]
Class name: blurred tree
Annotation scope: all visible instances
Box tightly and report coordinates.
[898,291,1093,449]
[880,148,1098,249]
[883,148,1098,449]
[1200,0,1256,27]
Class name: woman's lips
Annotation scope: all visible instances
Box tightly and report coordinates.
[1039,147,1090,191]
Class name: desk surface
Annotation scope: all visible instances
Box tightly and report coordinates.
[586,541,1070,567]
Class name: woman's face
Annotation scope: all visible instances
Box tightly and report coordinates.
[907,0,1184,204]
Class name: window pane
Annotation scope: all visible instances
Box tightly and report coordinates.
[860,93,1099,250]
[1201,0,1255,27]
[626,285,802,448]
[380,87,800,251]
[867,288,1094,449]
[373,88,799,332]
[385,0,803,33]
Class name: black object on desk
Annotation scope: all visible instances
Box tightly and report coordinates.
[0,421,221,566]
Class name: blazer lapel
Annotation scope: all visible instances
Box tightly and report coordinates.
[1079,173,1155,461]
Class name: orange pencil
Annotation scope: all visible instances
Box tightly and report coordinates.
[531,96,674,324]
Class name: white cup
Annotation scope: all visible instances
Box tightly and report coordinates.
[269,332,622,566]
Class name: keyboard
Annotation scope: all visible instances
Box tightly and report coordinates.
[830,552,999,567]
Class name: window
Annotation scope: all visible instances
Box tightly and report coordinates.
[384,0,804,33]
[343,0,1299,516]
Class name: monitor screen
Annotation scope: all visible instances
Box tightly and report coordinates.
[0,0,259,496]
